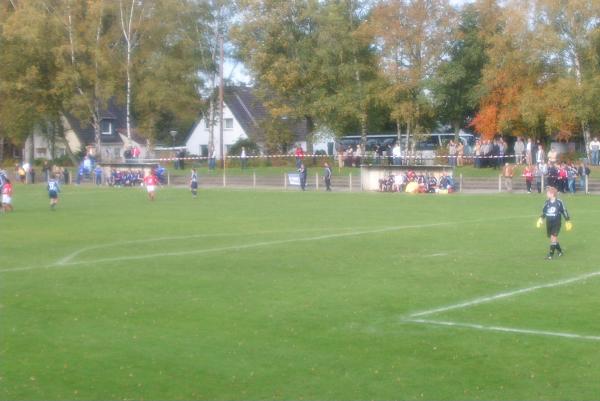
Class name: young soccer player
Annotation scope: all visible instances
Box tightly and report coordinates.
[144,171,159,201]
[2,178,13,212]
[47,175,61,210]
[537,186,571,260]
[190,168,198,198]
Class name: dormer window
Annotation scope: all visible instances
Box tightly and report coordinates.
[101,120,113,135]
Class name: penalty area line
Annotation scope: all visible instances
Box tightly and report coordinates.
[409,270,600,318]
[406,318,600,342]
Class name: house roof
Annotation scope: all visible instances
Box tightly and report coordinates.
[65,98,146,146]
[224,86,309,143]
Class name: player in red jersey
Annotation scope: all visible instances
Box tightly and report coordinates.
[2,178,13,212]
[144,171,159,201]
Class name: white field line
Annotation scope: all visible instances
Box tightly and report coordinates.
[406,318,600,342]
[409,270,600,318]
[55,227,363,266]
[1,222,454,273]
[1,214,534,274]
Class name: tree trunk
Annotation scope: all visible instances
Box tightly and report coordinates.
[305,116,314,154]
[396,119,402,154]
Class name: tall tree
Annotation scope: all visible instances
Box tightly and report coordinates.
[132,0,211,143]
[365,0,455,151]
[431,3,488,136]
[533,0,600,152]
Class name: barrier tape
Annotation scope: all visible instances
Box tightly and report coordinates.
[133,153,529,163]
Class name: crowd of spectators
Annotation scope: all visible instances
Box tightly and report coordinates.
[472,138,508,168]
[523,161,589,194]
[379,170,455,194]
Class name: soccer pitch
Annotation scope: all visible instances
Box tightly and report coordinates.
[2,185,600,400]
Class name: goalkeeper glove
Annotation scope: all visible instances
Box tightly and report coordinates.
[536,218,543,228]
[565,221,573,231]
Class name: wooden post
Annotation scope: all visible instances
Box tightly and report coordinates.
[167,172,170,186]
[222,171,226,187]
[253,171,256,189]
[459,173,463,193]
[541,174,545,191]
[498,174,502,192]
[315,172,319,191]
[349,172,353,192]
[586,175,589,194]
[284,172,287,190]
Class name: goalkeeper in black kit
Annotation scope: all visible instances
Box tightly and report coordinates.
[537,186,572,260]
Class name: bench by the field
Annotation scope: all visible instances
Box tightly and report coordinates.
[360,164,454,191]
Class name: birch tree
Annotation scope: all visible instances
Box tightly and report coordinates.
[365,0,455,151]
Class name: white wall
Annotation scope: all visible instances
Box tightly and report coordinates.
[186,106,248,158]
[23,131,68,163]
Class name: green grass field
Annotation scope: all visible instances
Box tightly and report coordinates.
[2,184,600,400]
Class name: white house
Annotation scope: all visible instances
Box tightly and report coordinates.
[21,99,150,164]
[186,86,333,157]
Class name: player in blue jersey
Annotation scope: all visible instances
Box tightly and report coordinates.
[190,168,198,198]
[47,175,61,210]
[537,186,571,260]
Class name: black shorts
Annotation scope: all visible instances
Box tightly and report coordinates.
[191,182,198,189]
[48,190,58,199]
[546,218,561,238]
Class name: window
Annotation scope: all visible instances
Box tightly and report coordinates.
[35,148,47,156]
[200,145,208,157]
[101,120,113,135]
[204,119,210,129]
[56,148,66,157]
[114,147,121,158]
[224,118,233,129]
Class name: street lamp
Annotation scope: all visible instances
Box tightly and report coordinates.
[169,130,178,147]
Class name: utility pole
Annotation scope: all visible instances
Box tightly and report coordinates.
[219,34,225,169]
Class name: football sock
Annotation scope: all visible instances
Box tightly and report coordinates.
[549,244,556,256]
[555,243,562,253]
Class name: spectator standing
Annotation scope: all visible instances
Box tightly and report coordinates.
[323,162,332,191]
[354,144,363,166]
[457,141,464,166]
[94,165,103,186]
[578,162,590,192]
[526,138,533,165]
[294,146,304,169]
[17,164,26,183]
[590,137,600,165]
[448,140,457,167]
[298,163,307,191]
[567,162,577,193]
[547,146,558,165]
[535,163,546,193]
[535,144,545,166]
[42,160,50,181]
[474,140,481,168]
[240,147,248,169]
[498,138,506,166]
[523,164,534,193]
[514,137,525,164]
[503,163,514,192]
[392,143,401,166]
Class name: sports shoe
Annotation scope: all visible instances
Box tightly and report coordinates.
[545,255,553,260]
[557,252,563,257]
